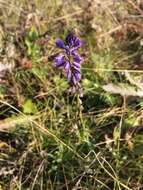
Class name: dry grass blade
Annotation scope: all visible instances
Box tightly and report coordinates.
[0,0,22,15]
[92,152,132,190]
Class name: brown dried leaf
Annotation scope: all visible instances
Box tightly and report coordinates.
[103,83,143,97]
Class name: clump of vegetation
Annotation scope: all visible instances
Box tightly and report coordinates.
[0,0,143,189]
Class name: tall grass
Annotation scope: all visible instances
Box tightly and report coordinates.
[0,0,143,189]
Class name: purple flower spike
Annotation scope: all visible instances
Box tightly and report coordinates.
[54,31,83,96]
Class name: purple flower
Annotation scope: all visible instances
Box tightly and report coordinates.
[54,32,83,96]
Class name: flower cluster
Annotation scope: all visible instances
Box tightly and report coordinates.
[54,32,83,95]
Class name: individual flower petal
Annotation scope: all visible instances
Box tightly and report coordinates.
[66,69,72,82]
[73,64,81,73]
[65,47,70,56]
[74,71,81,81]
[73,62,81,68]
[79,87,83,97]
[72,76,77,85]
[72,52,82,63]
[74,67,80,74]
[54,54,65,67]
[65,32,74,46]
[64,61,70,71]
[74,38,82,48]
[56,38,66,49]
